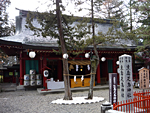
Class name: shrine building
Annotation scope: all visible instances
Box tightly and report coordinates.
[0,9,137,89]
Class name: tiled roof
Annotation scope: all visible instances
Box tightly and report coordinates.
[0,9,136,49]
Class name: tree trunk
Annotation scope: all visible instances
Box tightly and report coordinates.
[87,55,99,99]
[62,59,72,100]
[56,0,72,100]
[129,0,132,32]
[87,0,100,99]
[86,0,99,99]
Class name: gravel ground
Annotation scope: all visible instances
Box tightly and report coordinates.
[0,88,146,113]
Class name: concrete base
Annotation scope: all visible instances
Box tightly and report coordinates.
[51,96,104,105]
[0,83,16,92]
[16,85,25,90]
[106,110,125,113]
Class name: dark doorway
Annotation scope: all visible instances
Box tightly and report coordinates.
[47,59,58,81]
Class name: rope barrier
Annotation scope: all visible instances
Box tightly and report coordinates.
[63,74,70,76]
[63,73,96,76]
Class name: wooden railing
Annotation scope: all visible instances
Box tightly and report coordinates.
[113,90,150,113]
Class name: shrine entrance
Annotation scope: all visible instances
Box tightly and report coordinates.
[46,59,58,81]
[100,59,113,84]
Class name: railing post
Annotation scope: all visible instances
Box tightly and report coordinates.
[101,101,113,113]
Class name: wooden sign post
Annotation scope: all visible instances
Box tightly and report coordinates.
[109,73,117,105]
[139,67,149,89]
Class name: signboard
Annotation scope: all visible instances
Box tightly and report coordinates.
[118,54,133,101]
[9,72,13,76]
[109,73,117,104]
[139,67,149,89]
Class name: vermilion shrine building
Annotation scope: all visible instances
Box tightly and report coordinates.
[0,9,137,88]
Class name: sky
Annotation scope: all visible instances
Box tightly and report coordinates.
[7,0,53,21]
[7,0,90,22]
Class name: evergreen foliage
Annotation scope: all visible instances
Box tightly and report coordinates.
[133,0,150,66]
[0,0,14,37]
[0,0,14,63]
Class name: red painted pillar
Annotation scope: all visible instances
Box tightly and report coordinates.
[113,56,119,85]
[96,63,101,84]
[40,57,43,74]
[113,57,117,73]
[57,60,62,81]
[20,51,23,85]
[43,57,47,89]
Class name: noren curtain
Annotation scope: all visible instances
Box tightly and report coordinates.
[25,60,39,74]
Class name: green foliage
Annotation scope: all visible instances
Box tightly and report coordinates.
[0,49,8,63]
[0,0,14,37]
[94,0,125,19]
[134,0,150,48]
[0,0,14,63]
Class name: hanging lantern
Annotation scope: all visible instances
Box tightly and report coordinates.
[63,53,68,59]
[85,53,90,58]
[29,51,36,58]
[101,57,106,62]
[116,61,119,65]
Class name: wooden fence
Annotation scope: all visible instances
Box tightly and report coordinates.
[113,90,150,113]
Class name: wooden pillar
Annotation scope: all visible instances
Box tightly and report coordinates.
[43,57,47,89]
[20,51,23,85]
[113,56,119,85]
[96,63,100,84]
[40,57,43,74]
[57,60,62,81]
[113,57,117,73]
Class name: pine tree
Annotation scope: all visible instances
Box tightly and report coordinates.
[94,0,132,32]
[135,0,150,45]
[0,0,14,37]
[26,0,91,100]
[0,0,13,63]
[133,0,150,66]
[94,0,125,19]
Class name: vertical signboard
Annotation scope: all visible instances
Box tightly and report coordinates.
[139,67,149,89]
[109,73,117,104]
[119,54,133,101]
